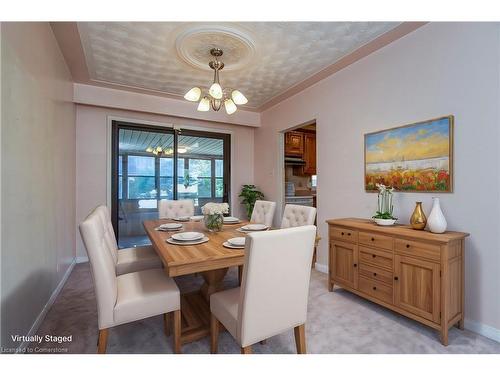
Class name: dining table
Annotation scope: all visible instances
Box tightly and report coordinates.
[143,218,247,344]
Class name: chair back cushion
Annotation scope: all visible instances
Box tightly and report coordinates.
[250,200,276,227]
[95,205,119,264]
[237,225,316,347]
[281,204,316,228]
[79,207,118,329]
[158,199,195,219]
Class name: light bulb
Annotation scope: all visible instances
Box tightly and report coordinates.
[146,147,153,153]
[231,90,248,105]
[178,147,187,154]
[184,87,201,102]
[209,83,223,99]
[224,98,237,115]
[197,97,210,111]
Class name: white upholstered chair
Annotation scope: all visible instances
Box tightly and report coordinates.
[158,199,195,219]
[95,206,162,275]
[79,208,181,354]
[250,200,276,227]
[210,225,316,354]
[280,204,317,228]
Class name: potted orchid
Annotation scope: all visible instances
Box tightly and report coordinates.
[372,183,397,226]
[201,202,229,232]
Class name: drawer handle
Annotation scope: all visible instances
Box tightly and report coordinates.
[394,276,399,281]
[347,233,351,236]
[353,263,357,268]
[406,244,410,248]
[341,232,345,235]
[372,286,377,291]
[372,254,376,258]
[371,237,375,241]
[373,272,377,277]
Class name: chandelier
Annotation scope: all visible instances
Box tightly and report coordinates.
[145,146,188,155]
[184,48,248,114]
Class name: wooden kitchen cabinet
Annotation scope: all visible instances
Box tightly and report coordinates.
[303,133,316,175]
[327,218,469,346]
[285,131,304,156]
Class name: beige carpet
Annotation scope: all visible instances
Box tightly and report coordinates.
[26,263,500,354]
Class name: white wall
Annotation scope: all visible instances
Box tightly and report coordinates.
[255,23,500,337]
[1,23,76,348]
[75,105,255,259]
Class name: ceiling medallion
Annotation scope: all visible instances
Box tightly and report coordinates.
[175,25,256,72]
[184,48,248,115]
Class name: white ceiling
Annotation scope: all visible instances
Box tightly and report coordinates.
[78,22,399,109]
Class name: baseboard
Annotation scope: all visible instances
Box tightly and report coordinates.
[76,256,88,263]
[17,258,76,352]
[465,319,500,343]
[314,262,328,274]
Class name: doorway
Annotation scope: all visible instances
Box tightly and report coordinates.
[111,121,231,248]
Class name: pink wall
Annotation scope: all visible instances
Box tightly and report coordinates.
[255,23,500,337]
[76,104,255,258]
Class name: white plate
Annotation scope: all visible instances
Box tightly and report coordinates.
[223,216,240,223]
[236,227,270,234]
[241,224,268,231]
[228,237,246,247]
[171,232,204,241]
[190,215,204,221]
[159,223,183,230]
[173,216,191,222]
[156,226,182,232]
[167,237,209,246]
[223,241,245,249]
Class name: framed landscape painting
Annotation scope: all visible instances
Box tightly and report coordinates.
[365,115,453,192]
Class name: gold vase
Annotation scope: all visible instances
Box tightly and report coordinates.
[410,202,427,230]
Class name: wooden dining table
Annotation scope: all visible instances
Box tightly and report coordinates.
[143,218,247,344]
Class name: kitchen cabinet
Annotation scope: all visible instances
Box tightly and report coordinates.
[285,131,304,156]
[303,133,316,175]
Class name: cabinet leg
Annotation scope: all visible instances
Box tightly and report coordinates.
[328,280,334,292]
[440,327,449,346]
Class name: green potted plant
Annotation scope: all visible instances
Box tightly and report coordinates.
[239,184,264,220]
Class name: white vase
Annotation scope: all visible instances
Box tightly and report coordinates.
[427,197,447,233]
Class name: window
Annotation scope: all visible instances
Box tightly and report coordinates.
[160,157,173,199]
[127,156,156,199]
[215,159,224,198]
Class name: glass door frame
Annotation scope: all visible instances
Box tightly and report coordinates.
[110,120,231,240]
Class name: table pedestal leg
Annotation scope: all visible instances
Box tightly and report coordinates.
[200,268,229,301]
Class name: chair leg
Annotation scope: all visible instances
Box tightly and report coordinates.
[164,312,171,337]
[238,265,243,286]
[294,324,306,354]
[210,313,220,354]
[241,346,252,354]
[173,309,181,354]
[97,329,109,354]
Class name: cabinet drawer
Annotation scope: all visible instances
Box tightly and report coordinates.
[395,239,440,261]
[330,226,358,243]
[359,263,393,285]
[359,246,393,270]
[359,276,393,304]
[359,231,393,250]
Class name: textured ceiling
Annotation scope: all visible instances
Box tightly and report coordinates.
[78,22,399,109]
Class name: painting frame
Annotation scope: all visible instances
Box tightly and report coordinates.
[364,115,454,193]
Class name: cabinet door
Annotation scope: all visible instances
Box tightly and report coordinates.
[331,241,358,289]
[285,131,304,156]
[303,133,316,174]
[394,255,440,323]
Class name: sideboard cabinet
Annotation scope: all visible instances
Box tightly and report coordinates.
[326,218,469,345]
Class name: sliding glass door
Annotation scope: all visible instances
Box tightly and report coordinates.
[111,121,230,248]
